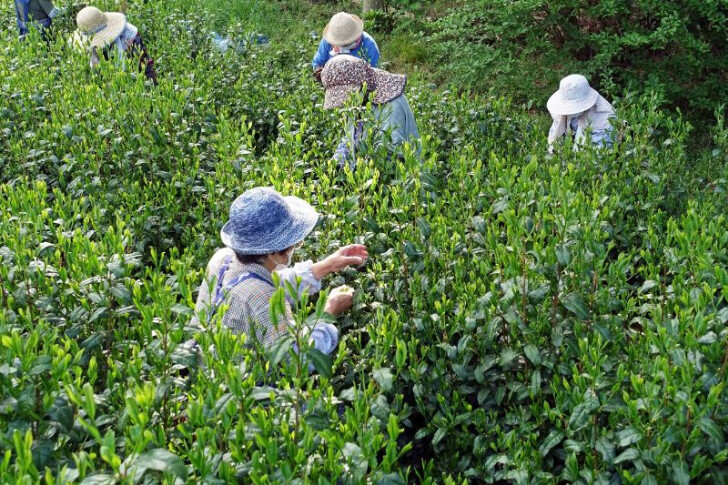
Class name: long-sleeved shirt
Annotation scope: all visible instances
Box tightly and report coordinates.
[193,248,338,356]
[334,94,421,169]
[548,94,615,152]
[14,0,57,35]
[312,32,380,69]
[99,23,139,70]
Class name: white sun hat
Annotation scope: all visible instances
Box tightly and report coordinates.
[323,12,364,47]
[547,74,600,116]
[75,6,126,49]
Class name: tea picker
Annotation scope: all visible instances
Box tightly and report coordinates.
[210,31,270,55]
[312,12,380,84]
[192,188,368,371]
[321,55,421,170]
[71,6,157,83]
[13,0,63,41]
[547,74,616,153]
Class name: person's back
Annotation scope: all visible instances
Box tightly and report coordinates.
[312,12,381,83]
[195,247,289,346]
[14,0,58,38]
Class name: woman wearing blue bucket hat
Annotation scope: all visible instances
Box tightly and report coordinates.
[194,187,368,358]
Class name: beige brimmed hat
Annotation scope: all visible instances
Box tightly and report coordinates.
[323,12,364,47]
[75,6,126,49]
[321,55,406,109]
[547,74,599,116]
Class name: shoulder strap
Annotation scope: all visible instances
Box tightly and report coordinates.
[208,257,275,322]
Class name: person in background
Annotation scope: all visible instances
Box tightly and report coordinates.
[194,187,368,363]
[547,74,615,153]
[312,12,380,83]
[14,0,61,41]
[322,54,420,170]
[73,6,157,83]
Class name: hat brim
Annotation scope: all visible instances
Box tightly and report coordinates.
[80,12,126,49]
[220,196,319,255]
[547,87,599,116]
[323,70,406,109]
[323,14,364,46]
[323,83,362,110]
[371,69,406,105]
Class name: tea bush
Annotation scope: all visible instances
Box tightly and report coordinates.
[392,0,728,117]
[1,0,727,482]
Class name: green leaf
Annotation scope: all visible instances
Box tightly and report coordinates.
[524,344,541,365]
[305,348,333,379]
[595,437,615,463]
[613,447,640,465]
[373,368,394,392]
[132,448,187,483]
[266,335,294,368]
[617,427,642,447]
[561,292,590,320]
[672,461,690,485]
[697,417,723,442]
[341,443,368,481]
[80,475,116,485]
[170,303,193,316]
[568,396,599,431]
[555,244,571,266]
[432,427,448,446]
[638,280,658,293]
[538,430,563,457]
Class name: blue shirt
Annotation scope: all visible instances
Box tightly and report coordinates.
[334,94,421,169]
[312,31,380,69]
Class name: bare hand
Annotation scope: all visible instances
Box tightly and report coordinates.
[324,285,354,316]
[313,244,368,279]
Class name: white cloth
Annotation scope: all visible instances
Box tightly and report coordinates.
[548,94,615,152]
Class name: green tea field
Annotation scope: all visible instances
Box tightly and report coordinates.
[1,0,727,482]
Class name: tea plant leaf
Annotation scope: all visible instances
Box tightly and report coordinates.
[617,427,642,447]
[613,447,640,465]
[538,430,563,457]
[341,443,368,481]
[595,437,615,463]
[568,393,600,431]
[80,475,116,485]
[373,368,394,392]
[555,244,570,267]
[170,303,193,316]
[305,348,333,379]
[524,344,541,366]
[266,335,294,368]
[561,293,590,320]
[697,417,723,442]
[672,461,690,485]
[131,448,188,482]
[638,280,659,293]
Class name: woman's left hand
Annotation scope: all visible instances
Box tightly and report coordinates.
[313,244,368,279]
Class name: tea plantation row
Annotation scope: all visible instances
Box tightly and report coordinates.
[1,0,727,482]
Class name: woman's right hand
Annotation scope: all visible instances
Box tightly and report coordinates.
[325,286,354,316]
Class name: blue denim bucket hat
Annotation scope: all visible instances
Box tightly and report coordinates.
[220,187,319,254]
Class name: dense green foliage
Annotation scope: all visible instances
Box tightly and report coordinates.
[375,0,728,117]
[1,0,727,482]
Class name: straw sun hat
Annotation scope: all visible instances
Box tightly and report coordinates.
[75,6,126,49]
[321,55,406,109]
[323,12,364,47]
[547,74,600,116]
[220,187,319,255]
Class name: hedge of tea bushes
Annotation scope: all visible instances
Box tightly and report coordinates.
[1,0,727,482]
